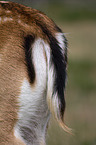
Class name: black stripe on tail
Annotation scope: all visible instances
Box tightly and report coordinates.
[36,21,67,119]
[50,35,67,119]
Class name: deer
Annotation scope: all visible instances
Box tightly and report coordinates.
[0,1,71,145]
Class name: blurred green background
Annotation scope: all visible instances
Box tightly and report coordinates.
[4,0,96,144]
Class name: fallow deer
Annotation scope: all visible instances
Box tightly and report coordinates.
[0,1,71,145]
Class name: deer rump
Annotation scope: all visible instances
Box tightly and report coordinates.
[0,1,70,145]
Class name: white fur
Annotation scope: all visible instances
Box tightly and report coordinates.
[14,38,50,144]
[0,17,1,22]
[42,40,54,109]
[16,38,47,121]
[55,32,65,54]
[0,1,9,3]
[14,78,49,143]
[14,34,66,144]
[6,10,11,14]
[0,16,13,23]
[39,33,66,122]
[32,38,47,87]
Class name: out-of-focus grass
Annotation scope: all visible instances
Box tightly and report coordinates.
[68,59,96,93]
[8,0,96,22]
[47,59,96,145]
[40,3,96,22]
[47,21,96,145]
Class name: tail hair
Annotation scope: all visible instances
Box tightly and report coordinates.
[43,28,72,133]
[24,15,72,133]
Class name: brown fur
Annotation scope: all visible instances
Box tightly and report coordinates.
[0,1,69,144]
[0,23,27,145]
[0,1,58,144]
[0,1,57,38]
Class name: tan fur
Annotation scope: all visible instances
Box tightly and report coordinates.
[0,23,27,145]
[0,1,58,144]
[0,1,57,38]
[0,1,70,144]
